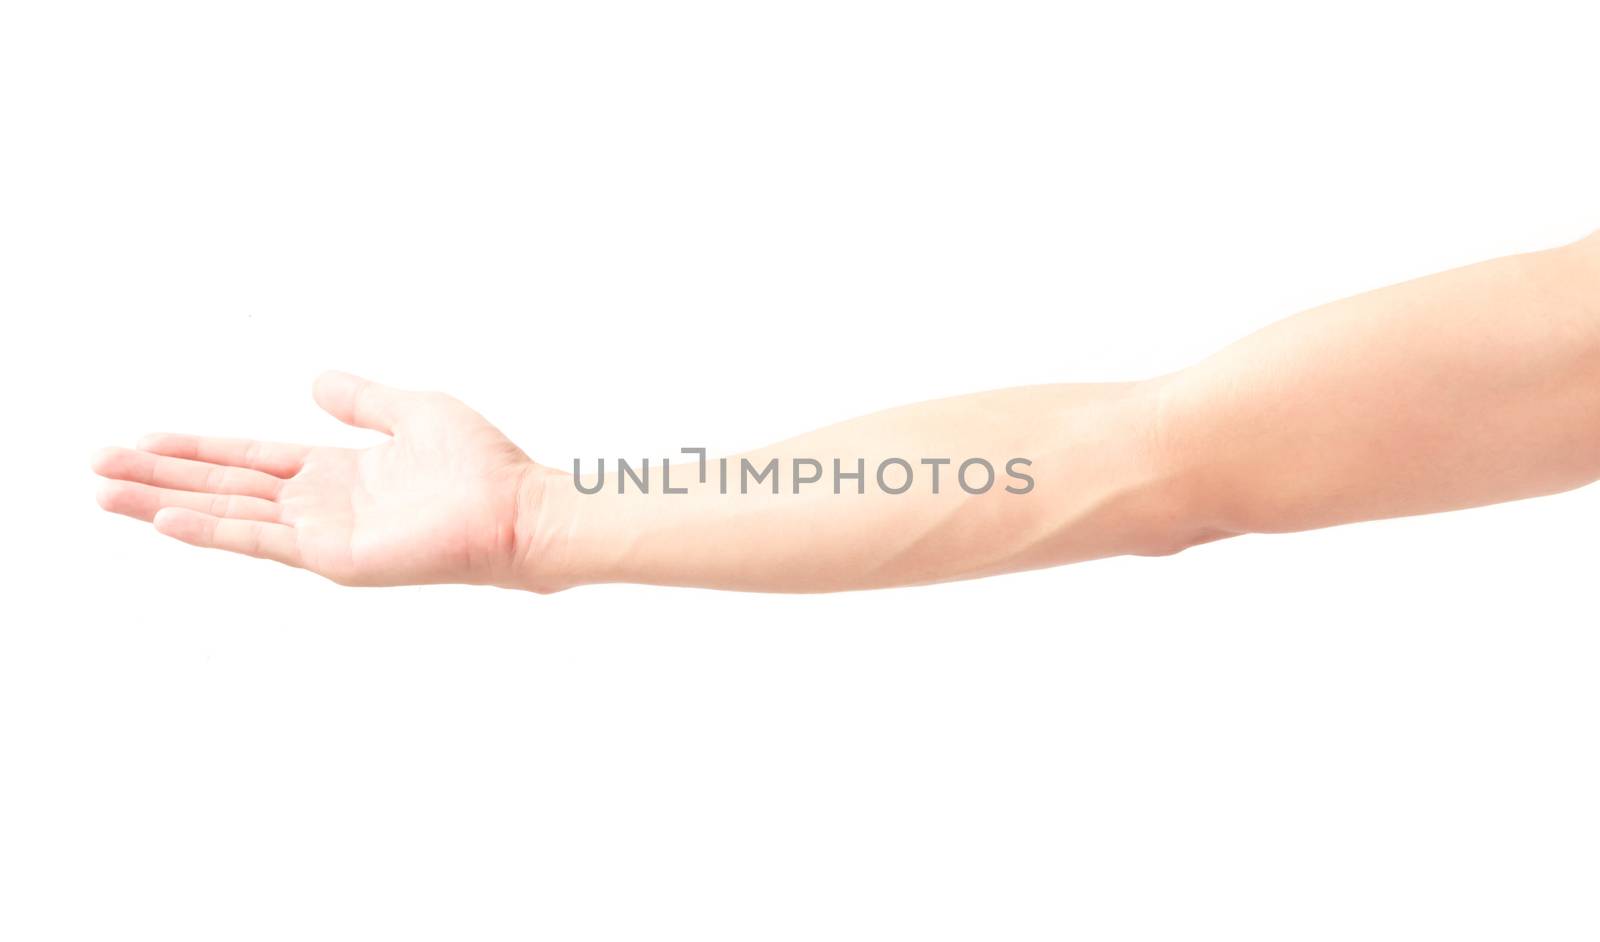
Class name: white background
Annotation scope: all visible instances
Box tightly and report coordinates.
[4,1,1599,938]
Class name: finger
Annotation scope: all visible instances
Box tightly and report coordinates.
[96,479,282,524]
[91,447,282,500]
[137,433,309,479]
[153,507,303,568]
[313,370,422,434]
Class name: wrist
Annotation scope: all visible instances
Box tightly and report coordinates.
[508,464,586,594]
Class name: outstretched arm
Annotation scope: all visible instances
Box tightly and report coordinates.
[92,231,1600,593]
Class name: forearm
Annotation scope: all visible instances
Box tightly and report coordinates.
[522,382,1204,592]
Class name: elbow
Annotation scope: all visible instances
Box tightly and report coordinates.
[1123,376,1247,558]
[1133,524,1239,558]
[1125,488,1241,558]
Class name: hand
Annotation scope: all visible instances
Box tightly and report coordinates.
[92,372,560,590]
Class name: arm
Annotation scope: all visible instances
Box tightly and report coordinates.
[535,231,1600,591]
[91,232,1600,593]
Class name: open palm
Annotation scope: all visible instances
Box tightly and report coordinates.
[93,372,548,588]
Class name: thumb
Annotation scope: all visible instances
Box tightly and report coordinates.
[313,371,421,434]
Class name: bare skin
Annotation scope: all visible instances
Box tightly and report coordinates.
[93,231,1600,593]
[93,378,537,588]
